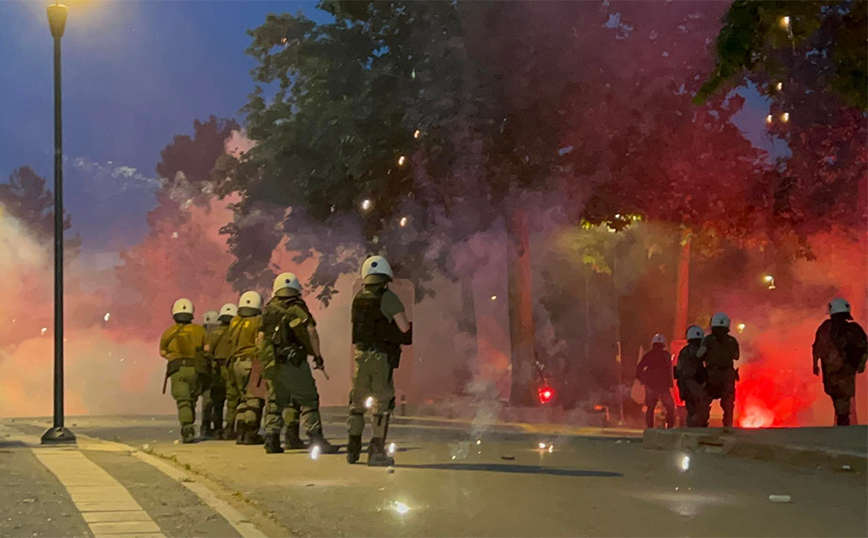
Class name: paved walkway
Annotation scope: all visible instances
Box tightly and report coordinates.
[0,422,267,538]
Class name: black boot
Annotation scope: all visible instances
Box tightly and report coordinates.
[222,423,236,441]
[201,423,215,439]
[836,414,851,426]
[181,425,196,444]
[235,422,247,445]
[347,435,362,464]
[285,422,306,449]
[245,428,265,445]
[367,437,394,467]
[308,429,339,454]
[264,433,284,454]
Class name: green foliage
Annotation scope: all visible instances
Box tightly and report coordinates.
[0,166,80,254]
[698,0,866,110]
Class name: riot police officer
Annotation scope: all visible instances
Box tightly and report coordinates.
[228,291,266,445]
[347,256,412,466]
[160,298,208,443]
[674,325,708,427]
[697,312,740,428]
[260,272,337,454]
[812,298,867,426]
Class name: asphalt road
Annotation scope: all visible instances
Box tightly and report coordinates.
[6,416,868,537]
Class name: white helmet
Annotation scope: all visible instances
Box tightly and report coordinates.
[711,312,731,329]
[686,325,705,340]
[202,310,219,326]
[651,333,666,346]
[172,298,194,317]
[219,303,238,320]
[273,272,302,297]
[238,290,262,312]
[361,255,393,283]
[829,297,851,316]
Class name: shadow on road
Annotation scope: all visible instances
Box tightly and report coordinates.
[396,463,622,477]
[0,440,26,449]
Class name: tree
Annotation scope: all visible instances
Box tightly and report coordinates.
[0,166,81,257]
[219,1,477,301]
[114,118,240,336]
[697,0,867,245]
[697,0,867,110]
[0,166,71,242]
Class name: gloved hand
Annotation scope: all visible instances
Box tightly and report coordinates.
[314,355,325,370]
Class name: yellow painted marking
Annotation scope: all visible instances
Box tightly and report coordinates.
[89,521,161,534]
[82,511,152,523]
[33,448,165,536]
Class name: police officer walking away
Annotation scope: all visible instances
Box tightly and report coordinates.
[348,255,412,466]
[812,298,868,426]
[160,298,209,443]
[674,325,708,427]
[635,334,675,428]
[229,291,266,445]
[698,312,739,428]
[260,272,337,454]
[200,310,219,439]
[209,303,237,440]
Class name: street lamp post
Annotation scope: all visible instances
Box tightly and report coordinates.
[42,2,75,444]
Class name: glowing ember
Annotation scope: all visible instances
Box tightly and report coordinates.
[537,386,555,404]
[310,445,321,461]
[739,404,775,429]
[365,396,374,409]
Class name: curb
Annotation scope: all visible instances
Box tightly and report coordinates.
[320,414,643,439]
[642,429,867,473]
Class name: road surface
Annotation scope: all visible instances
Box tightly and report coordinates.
[2,416,866,537]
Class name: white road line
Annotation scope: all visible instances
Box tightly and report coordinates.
[33,448,166,538]
[132,450,268,538]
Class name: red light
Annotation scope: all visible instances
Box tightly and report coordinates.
[538,386,555,405]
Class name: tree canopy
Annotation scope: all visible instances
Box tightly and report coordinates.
[698,0,867,110]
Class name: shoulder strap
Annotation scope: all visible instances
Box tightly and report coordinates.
[162,325,185,351]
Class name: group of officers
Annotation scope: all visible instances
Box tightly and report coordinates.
[158,255,411,466]
[635,298,868,428]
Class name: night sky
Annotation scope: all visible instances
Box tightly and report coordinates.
[0,1,778,257]
[0,1,328,253]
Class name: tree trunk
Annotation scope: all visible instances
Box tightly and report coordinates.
[458,272,479,355]
[673,232,691,343]
[507,207,537,406]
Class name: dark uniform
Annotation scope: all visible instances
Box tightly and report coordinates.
[207,319,234,438]
[636,345,675,428]
[348,282,411,465]
[159,321,208,443]
[260,295,334,453]
[675,339,708,427]
[812,314,867,425]
[698,328,739,428]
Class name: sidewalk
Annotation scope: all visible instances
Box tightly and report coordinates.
[0,421,276,538]
[643,426,868,472]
